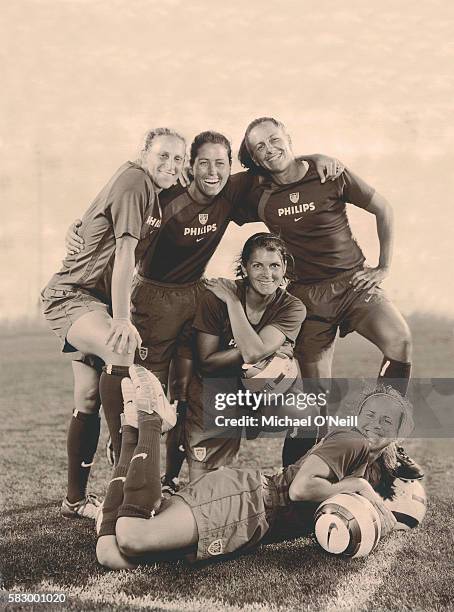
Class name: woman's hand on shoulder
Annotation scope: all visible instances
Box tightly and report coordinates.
[205,278,239,303]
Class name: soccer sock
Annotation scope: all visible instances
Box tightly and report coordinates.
[66,410,101,503]
[378,357,412,396]
[99,365,130,464]
[164,401,187,480]
[117,411,162,520]
[98,424,138,537]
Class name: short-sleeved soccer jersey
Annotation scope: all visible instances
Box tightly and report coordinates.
[266,429,370,538]
[138,173,253,284]
[240,164,376,284]
[45,162,161,304]
[192,280,306,378]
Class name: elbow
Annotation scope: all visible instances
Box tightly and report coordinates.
[96,536,130,571]
[198,359,216,376]
[289,478,311,502]
[242,353,261,365]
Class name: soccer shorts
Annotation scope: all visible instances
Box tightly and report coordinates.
[175,467,272,562]
[130,275,205,385]
[183,375,242,473]
[289,266,390,363]
[40,286,109,364]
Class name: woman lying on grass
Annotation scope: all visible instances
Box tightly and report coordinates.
[96,365,412,569]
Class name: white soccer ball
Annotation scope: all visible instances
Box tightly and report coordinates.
[381,478,427,530]
[241,354,299,395]
[314,493,382,559]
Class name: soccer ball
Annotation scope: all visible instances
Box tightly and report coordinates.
[241,354,299,395]
[314,493,382,558]
[381,478,427,530]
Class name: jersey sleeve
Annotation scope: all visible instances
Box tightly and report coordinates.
[224,172,260,226]
[192,290,227,336]
[266,295,306,343]
[311,431,370,481]
[339,168,376,210]
[109,170,150,240]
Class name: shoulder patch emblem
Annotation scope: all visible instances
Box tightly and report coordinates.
[139,346,148,361]
[289,192,300,204]
[207,538,224,556]
[199,213,209,225]
[193,446,207,461]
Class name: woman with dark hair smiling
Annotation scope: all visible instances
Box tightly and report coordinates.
[183,232,306,480]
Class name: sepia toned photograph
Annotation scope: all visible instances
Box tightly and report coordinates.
[1,1,453,610]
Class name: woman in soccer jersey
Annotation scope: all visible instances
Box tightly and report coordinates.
[96,367,410,570]
[40,128,186,519]
[182,232,306,481]
[236,117,422,479]
[65,133,344,494]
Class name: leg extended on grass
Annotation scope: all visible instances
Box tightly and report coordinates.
[97,496,198,569]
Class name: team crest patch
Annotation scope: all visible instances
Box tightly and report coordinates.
[198,213,209,225]
[193,446,207,461]
[289,192,300,204]
[207,538,224,556]
[138,346,148,361]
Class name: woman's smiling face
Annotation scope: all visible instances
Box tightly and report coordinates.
[243,247,286,297]
[357,394,403,451]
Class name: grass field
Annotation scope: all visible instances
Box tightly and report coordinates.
[1,315,454,611]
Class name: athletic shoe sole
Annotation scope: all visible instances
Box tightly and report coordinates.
[129,365,177,432]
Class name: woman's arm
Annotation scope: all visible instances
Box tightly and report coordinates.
[106,235,142,355]
[351,191,394,292]
[205,279,287,364]
[197,332,242,375]
[295,154,344,183]
[289,454,378,503]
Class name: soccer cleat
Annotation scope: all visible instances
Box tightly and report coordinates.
[161,475,180,499]
[394,446,424,480]
[61,493,102,520]
[128,365,177,432]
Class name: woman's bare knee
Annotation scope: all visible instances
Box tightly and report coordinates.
[382,325,413,361]
[96,535,136,570]
[116,517,152,557]
[74,387,100,413]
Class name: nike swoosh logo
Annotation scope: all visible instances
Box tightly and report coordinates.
[110,476,126,483]
[132,452,148,461]
[294,216,303,222]
[327,521,338,546]
[81,461,94,468]
[196,237,205,242]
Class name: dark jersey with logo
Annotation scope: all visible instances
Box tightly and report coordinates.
[192,280,306,377]
[241,164,375,284]
[266,429,370,540]
[45,161,161,303]
[138,173,254,284]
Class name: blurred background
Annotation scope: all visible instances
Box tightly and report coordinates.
[1,0,453,321]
